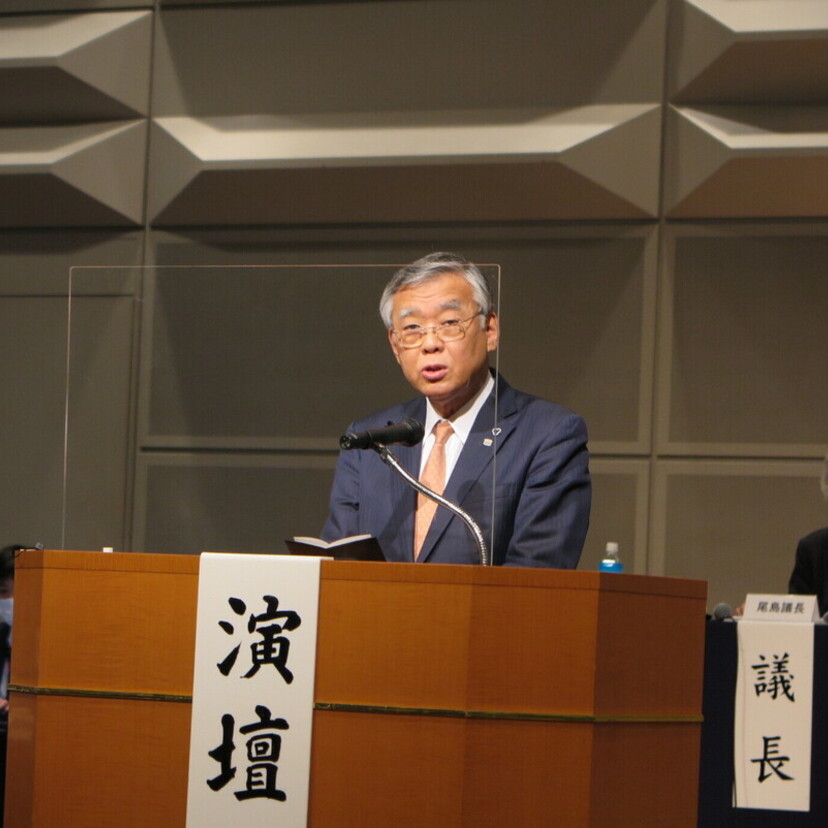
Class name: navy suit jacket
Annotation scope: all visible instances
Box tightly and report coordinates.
[322,374,591,568]
[789,526,828,615]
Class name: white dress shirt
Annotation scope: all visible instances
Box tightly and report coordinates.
[419,372,495,482]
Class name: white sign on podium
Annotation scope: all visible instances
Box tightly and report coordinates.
[186,553,324,827]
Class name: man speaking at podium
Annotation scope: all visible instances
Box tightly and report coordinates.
[322,252,591,568]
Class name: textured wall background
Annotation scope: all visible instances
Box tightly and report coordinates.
[1,0,827,610]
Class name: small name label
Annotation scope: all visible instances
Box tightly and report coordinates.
[742,594,820,622]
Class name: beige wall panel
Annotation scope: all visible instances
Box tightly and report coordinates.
[63,294,137,551]
[139,263,412,447]
[146,225,652,451]
[672,40,828,105]
[0,296,74,548]
[149,0,665,225]
[0,230,143,294]
[651,460,828,611]
[656,225,828,456]
[669,0,828,103]
[0,11,153,123]
[580,459,650,574]
[0,122,148,227]
[0,296,134,551]
[133,455,649,578]
[153,1,665,117]
[133,453,338,555]
[147,106,663,225]
[147,156,654,226]
[0,232,143,548]
[666,0,828,219]
[664,106,828,219]
[495,227,657,454]
[0,1,146,12]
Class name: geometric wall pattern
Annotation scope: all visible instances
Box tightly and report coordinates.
[665,105,828,217]
[666,0,828,217]
[148,105,663,224]
[0,0,827,613]
[670,0,828,104]
[0,121,147,226]
[0,12,151,122]
[0,11,151,226]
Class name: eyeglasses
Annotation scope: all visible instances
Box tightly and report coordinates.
[392,311,484,349]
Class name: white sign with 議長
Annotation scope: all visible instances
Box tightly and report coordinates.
[186,553,324,827]
[734,619,814,812]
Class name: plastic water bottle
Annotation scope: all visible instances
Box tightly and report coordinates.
[599,541,624,573]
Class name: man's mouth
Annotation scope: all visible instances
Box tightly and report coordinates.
[421,364,448,382]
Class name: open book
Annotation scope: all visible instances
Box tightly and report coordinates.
[284,534,385,562]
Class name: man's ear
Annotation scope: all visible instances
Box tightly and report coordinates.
[485,312,500,353]
[388,328,402,365]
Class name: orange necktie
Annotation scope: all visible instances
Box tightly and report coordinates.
[413,420,454,560]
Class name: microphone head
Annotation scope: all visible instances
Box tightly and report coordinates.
[712,602,733,621]
[339,432,359,450]
[399,417,425,446]
[338,417,425,450]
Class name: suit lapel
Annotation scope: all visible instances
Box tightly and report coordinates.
[382,398,425,562]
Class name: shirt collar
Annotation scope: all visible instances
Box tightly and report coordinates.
[423,371,494,446]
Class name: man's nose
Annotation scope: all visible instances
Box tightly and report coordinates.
[421,328,444,351]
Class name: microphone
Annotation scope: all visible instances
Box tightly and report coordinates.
[339,417,425,451]
[711,602,733,621]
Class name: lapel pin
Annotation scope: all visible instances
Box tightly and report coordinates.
[483,438,493,446]
[491,427,502,436]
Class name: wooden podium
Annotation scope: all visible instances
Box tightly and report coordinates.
[6,550,706,827]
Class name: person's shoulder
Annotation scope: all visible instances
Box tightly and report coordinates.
[348,397,424,432]
[499,379,585,428]
[799,526,828,550]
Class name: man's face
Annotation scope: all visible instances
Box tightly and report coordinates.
[387,271,499,418]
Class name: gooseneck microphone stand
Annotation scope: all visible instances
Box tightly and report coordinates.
[372,444,491,567]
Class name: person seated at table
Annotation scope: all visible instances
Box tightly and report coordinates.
[0,544,19,828]
[788,453,828,615]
